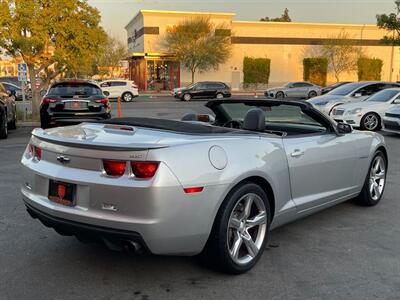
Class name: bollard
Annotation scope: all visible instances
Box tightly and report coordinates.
[117,96,123,117]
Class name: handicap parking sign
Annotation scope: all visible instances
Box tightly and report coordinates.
[18,63,28,73]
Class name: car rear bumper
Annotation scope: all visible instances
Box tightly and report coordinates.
[44,111,111,124]
[21,155,226,255]
[25,202,150,252]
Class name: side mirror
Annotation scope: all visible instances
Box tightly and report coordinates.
[6,90,13,97]
[39,90,47,97]
[393,99,400,104]
[353,93,362,98]
[337,122,352,134]
[103,91,110,97]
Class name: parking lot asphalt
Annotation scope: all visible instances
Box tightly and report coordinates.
[1,100,400,300]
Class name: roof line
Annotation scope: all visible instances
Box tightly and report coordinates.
[233,20,377,28]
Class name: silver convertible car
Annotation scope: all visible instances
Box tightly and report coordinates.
[21,99,388,274]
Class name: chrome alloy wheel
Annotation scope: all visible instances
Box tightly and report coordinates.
[227,193,267,265]
[369,156,386,201]
[363,114,379,131]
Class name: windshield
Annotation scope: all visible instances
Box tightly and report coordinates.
[365,89,400,102]
[329,82,365,96]
[219,102,324,127]
[48,83,103,97]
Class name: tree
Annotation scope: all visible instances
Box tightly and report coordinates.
[0,0,107,116]
[376,1,400,45]
[320,31,361,82]
[162,17,231,83]
[97,35,129,79]
[260,8,292,22]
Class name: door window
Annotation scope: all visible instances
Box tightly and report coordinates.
[355,84,384,96]
[100,82,110,88]
[111,81,127,87]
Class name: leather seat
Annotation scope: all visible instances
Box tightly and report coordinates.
[242,108,265,132]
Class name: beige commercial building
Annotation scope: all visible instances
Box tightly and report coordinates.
[125,10,400,91]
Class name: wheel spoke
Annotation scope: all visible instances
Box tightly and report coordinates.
[229,217,241,229]
[242,232,258,258]
[369,180,375,194]
[230,232,242,260]
[373,184,380,198]
[243,195,254,219]
[246,212,266,229]
[376,171,385,180]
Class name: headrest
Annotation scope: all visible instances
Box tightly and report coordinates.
[181,113,197,121]
[243,108,265,132]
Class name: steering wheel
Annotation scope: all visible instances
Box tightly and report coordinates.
[223,120,243,129]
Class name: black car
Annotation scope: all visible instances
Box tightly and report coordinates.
[0,82,17,139]
[1,82,23,101]
[40,80,111,129]
[173,81,231,101]
[321,82,352,95]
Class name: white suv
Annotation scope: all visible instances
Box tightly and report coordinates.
[100,80,139,102]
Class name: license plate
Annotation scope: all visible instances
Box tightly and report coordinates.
[48,180,75,206]
[65,101,87,109]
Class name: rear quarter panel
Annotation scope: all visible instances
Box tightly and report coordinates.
[147,135,294,231]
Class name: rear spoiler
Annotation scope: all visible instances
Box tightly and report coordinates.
[31,128,168,151]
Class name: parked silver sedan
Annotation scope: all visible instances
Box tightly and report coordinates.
[265,82,321,99]
[21,99,387,274]
[383,105,400,134]
[308,81,400,115]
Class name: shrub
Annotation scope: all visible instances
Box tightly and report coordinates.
[358,58,383,81]
[243,57,271,87]
[303,57,328,86]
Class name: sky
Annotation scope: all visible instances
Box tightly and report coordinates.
[88,0,397,41]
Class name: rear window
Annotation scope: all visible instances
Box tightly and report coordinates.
[49,83,103,96]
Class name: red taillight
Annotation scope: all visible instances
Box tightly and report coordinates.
[131,161,159,179]
[96,98,109,105]
[28,144,42,160]
[42,97,57,104]
[184,187,204,194]
[103,160,126,177]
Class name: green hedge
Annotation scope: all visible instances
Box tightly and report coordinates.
[243,57,271,85]
[358,58,383,81]
[303,57,328,86]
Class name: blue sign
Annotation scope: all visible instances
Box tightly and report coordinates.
[18,63,28,73]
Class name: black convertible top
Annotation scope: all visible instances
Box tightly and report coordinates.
[98,117,239,134]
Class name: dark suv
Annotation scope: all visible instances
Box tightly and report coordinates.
[0,82,17,139]
[173,81,231,101]
[40,80,111,129]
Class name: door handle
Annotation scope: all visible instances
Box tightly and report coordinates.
[291,149,305,158]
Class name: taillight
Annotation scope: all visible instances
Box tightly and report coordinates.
[96,98,109,105]
[103,160,126,177]
[42,97,57,104]
[184,187,204,194]
[131,161,159,179]
[27,144,42,161]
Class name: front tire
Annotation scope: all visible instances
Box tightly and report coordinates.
[275,91,284,99]
[122,92,134,102]
[361,113,381,131]
[308,90,317,99]
[182,93,192,101]
[202,182,270,274]
[356,151,387,206]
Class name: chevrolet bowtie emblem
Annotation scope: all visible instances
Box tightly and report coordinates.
[56,156,71,164]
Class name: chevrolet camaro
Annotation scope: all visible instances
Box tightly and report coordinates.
[21,99,388,274]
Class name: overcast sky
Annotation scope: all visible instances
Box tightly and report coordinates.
[88,0,397,41]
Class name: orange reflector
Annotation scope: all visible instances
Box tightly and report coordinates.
[184,187,204,194]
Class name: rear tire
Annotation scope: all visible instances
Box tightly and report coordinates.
[216,93,224,99]
[0,111,8,139]
[201,182,270,274]
[356,151,387,206]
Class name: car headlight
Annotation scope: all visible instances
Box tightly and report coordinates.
[347,108,362,115]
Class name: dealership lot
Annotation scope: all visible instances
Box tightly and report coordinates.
[1,100,400,299]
